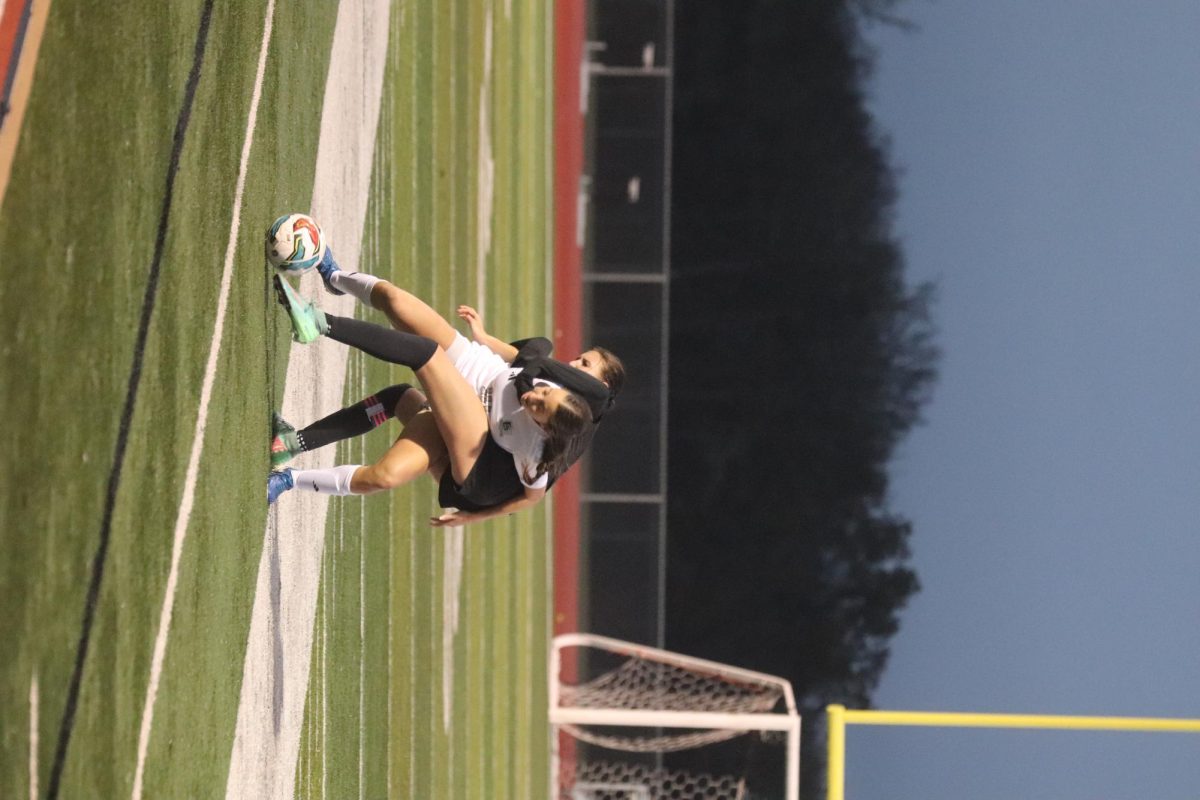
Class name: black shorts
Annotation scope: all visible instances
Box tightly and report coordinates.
[438,435,525,511]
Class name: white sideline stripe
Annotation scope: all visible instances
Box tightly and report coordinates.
[441,529,464,733]
[322,541,329,799]
[29,671,38,800]
[358,489,366,800]
[437,0,495,741]
[130,4,277,798]
[225,1,391,797]
[475,3,495,313]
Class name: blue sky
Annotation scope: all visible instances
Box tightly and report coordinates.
[853,2,1200,797]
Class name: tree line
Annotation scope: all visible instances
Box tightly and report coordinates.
[667,0,935,793]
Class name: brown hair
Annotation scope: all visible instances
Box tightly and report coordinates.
[590,346,625,407]
[528,391,593,483]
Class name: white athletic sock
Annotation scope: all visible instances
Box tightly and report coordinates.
[330,271,381,306]
[290,464,361,496]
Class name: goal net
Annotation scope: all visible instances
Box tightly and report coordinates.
[550,634,801,800]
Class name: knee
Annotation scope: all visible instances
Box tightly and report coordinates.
[376,382,429,423]
[392,387,430,425]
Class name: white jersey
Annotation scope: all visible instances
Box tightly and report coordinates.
[446,334,557,489]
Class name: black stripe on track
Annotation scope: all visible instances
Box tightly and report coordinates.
[46,1,216,796]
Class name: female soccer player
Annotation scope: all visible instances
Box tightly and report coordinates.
[266,252,623,526]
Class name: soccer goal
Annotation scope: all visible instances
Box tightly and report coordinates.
[550,634,801,800]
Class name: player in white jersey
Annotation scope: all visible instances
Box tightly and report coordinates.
[443,333,558,491]
[266,250,614,526]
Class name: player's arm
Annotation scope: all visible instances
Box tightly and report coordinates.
[429,485,546,527]
[456,304,519,361]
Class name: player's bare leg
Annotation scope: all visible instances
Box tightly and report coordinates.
[350,410,448,494]
[369,281,459,348]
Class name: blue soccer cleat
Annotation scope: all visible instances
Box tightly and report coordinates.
[316,246,345,296]
[267,468,295,504]
[273,274,329,344]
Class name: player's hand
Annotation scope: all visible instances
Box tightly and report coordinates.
[456,305,488,342]
[430,510,475,527]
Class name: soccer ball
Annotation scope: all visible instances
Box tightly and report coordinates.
[265,213,326,274]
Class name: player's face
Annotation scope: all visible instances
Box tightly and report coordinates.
[569,350,606,384]
[521,385,569,426]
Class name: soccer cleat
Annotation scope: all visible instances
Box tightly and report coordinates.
[267,468,295,504]
[273,274,329,344]
[316,246,345,296]
[270,412,302,467]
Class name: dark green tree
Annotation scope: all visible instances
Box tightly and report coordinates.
[668,1,935,795]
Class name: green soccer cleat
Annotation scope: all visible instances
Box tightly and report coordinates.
[270,412,302,467]
[273,274,329,344]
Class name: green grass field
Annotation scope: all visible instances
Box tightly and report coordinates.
[0,1,553,797]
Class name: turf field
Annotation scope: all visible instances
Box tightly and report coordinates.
[0,1,552,797]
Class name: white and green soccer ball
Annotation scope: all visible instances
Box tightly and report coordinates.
[265,213,326,274]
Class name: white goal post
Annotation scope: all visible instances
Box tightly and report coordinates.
[550,633,801,800]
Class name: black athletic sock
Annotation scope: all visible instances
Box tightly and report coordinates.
[325,314,438,369]
[297,384,412,452]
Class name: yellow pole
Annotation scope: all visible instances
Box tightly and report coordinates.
[826,704,846,800]
[839,709,1200,733]
[825,708,1200,800]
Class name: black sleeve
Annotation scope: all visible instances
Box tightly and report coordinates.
[535,359,610,421]
[509,337,553,367]
[507,337,609,421]
[509,337,554,399]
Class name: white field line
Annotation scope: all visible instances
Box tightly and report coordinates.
[29,671,38,800]
[224,0,391,797]
[357,352,367,800]
[475,3,495,312]
[439,0,496,742]
[129,3,277,798]
[358,491,365,800]
[441,528,464,733]
[386,522,394,799]
[322,546,329,799]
